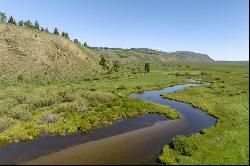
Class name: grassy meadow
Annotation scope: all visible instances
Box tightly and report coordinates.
[159,62,249,164]
[0,60,248,165]
[0,22,249,165]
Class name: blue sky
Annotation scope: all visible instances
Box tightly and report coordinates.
[0,0,249,60]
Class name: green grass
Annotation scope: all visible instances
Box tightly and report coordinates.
[159,62,249,165]
[0,65,184,145]
[0,61,248,165]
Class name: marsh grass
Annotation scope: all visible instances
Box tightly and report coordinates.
[0,61,248,165]
[160,62,249,164]
[0,67,181,145]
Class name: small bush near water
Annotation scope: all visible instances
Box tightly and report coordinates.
[169,135,197,156]
[0,117,15,132]
[36,113,58,124]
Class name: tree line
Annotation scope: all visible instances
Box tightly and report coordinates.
[1,11,151,73]
[99,56,150,73]
[0,11,87,46]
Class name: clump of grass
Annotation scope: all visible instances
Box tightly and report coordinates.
[86,91,114,102]
[159,145,178,165]
[62,93,75,102]
[117,85,126,90]
[215,77,221,80]
[17,74,24,81]
[12,92,27,104]
[36,113,58,124]
[53,100,86,113]
[10,104,31,120]
[58,90,75,102]
[169,135,197,156]
[0,117,15,132]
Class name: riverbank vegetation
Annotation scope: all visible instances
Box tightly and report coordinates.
[0,64,186,146]
[160,62,249,164]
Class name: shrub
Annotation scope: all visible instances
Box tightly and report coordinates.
[136,85,143,90]
[54,101,86,113]
[169,135,197,156]
[117,85,126,90]
[12,93,27,104]
[62,93,75,102]
[10,104,31,120]
[220,85,225,88]
[29,96,56,108]
[36,113,58,124]
[144,63,150,73]
[0,98,19,116]
[215,77,221,80]
[17,74,23,81]
[99,56,107,69]
[87,91,114,103]
[53,102,78,113]
[159,146,177,165]
[0,117,15,132]
[175,72,182,76]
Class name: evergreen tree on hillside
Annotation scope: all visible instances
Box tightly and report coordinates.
[18,20,24,26]
[34,20,40,29]
[99,56,107,69]
[45,28,49,32]
[145,62,150,73]
[61,32,69,39]
[24,20,33,28]
[53,27,59,35]
[84,42,88,47]
[74,39,80,44]
[0,12,7,23]
[8,16,16,25]
[40,27,44,31]
[112,60,120,72]
[64,32,69,39]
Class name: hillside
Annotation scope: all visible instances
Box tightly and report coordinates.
[0,24,100,80]
[92,48,214,64]
[0,23,213,80]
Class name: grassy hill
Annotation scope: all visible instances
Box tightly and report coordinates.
[0,23,213,81]
[0,24,100,80]
[92,47,214,64]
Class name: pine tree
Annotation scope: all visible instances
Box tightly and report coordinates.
[99,56,107,69]
[0,12,7,23]
[34,20,39,29]
[40,27,44,31]
[74,39,79,44]
[112,60,120,72]
[61,32,69,39]
[8,16,16,25]
[24,20,33,28]
[53,27,59,35]
[145,62,150,73]
[84,42,88,47]
[64,33,69,39]
[45,28,49,32]
[18,20,24,26]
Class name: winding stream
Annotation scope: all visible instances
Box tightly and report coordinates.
[0,83,216,165]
